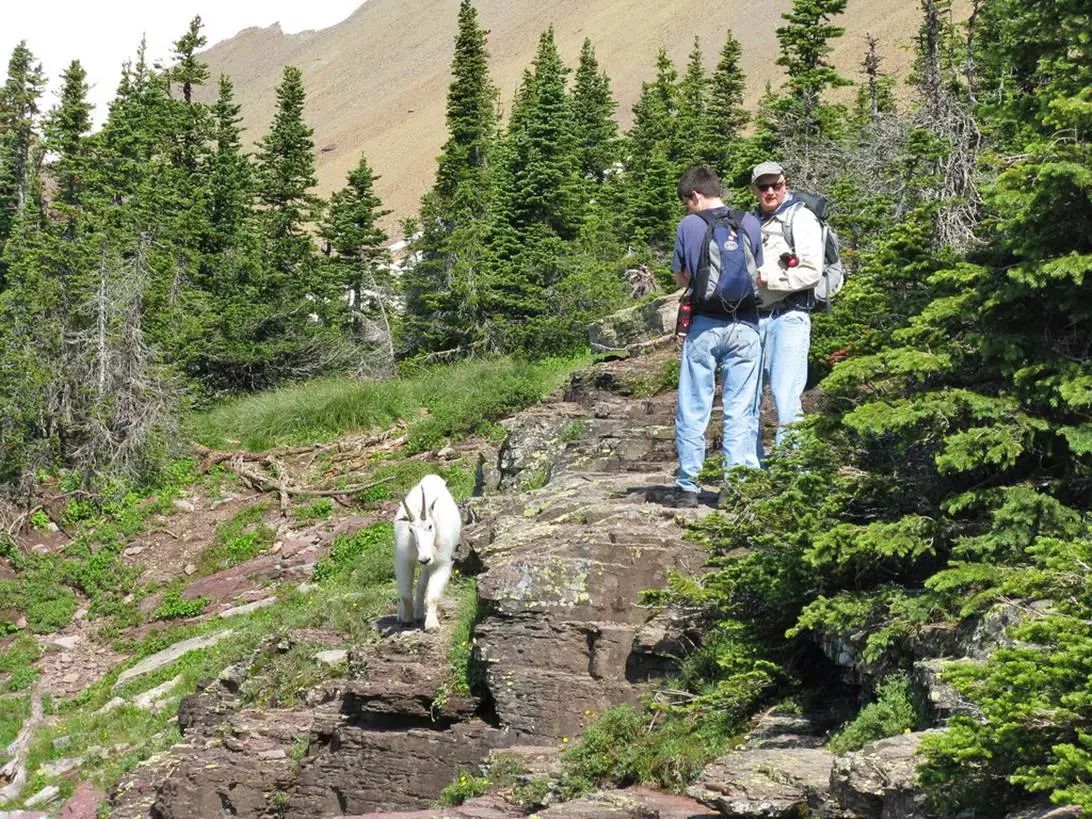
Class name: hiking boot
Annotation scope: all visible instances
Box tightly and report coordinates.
[665,490,699,508]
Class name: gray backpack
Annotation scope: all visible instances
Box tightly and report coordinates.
[783,192,845,310]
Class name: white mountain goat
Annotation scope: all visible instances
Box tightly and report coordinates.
[393,474,461,631]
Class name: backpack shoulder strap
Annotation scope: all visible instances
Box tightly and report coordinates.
[781,200,808,252]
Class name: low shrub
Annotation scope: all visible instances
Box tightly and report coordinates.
[828,674,919,753]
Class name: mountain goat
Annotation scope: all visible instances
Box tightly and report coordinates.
[394,474,461,631]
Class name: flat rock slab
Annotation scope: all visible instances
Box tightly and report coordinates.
[114,630,233,688]
[58,781,107,819]
[291,720,513,815]
[538,786,720,818]
[689,746,834,818]
[347,793,522,818]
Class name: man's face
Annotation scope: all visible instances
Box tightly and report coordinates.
[754,175,788,213]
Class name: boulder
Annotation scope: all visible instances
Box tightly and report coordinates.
[588,293,678,352]
[688,746,834,817]
[1004,803,1084,818]
[829,730,941,818]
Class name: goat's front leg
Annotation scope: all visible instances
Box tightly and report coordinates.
[395,552,416,624]
[422,562,452,632]
[413,565,429,623]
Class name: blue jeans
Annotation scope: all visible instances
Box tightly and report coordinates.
[758,305,811,455]
[675,314,762,493]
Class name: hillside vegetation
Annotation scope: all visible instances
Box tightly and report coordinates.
[198,0,947,224]
[0,0,1088,815]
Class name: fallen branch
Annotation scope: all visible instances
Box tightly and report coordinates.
[227,455,396,508]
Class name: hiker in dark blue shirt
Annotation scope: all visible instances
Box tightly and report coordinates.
[665,166,764,508]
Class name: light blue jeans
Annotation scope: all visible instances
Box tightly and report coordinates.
[675,314,762,493]
[758,305,811,456]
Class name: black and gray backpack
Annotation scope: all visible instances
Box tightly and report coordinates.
[783,192,845,309]
[689,208,759,316]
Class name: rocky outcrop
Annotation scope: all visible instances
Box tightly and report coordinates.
[587,293,678,353]
[688,710,835,818]
[828,730,940,818]
[465,351,705,741]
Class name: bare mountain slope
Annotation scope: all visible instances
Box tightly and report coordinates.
[200,0,934,230]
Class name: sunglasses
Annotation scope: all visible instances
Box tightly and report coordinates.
[756,180,785,192]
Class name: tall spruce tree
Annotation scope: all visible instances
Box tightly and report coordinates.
[167,16,213,174]
[706,29,749,177]
[254,65,323,303]
[776,0,850,129]
[676,38,715,168]
[481,26,583,353]
[0,163,60,480]
[203,75,253,260]
[43,61,92,215]
[571,37,618,184]
[0,41,45,287]
[402,0,497,357]
[623,49,682,246]
[242,64,341,387]
[319,153,393,369]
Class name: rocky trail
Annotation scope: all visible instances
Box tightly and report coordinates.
[105,342,721,818]
[0,301,1041,818]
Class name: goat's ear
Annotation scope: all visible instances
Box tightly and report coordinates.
[401,498,413,520]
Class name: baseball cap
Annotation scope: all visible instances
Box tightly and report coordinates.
[751,161,785,184]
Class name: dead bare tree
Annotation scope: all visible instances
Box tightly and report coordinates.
[67,236,184,484]
[914,0,984,250]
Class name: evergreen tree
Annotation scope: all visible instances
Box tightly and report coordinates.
[319,153,393,369]
[676,38,714,168]
[203,74,253,260]
[706,29,750,177]
[228,64,342,388]
[403,0,497,357]
[39,59,93,364]
[623,49,682,246]
[0,41,45,286]
[571,37,618,184]
[481,26,583,353]
[0,165,61,480]
[627,49,681,164]
[170,15,210,104]
[42,60,92,214]
[254,65,324,304]
[854,34,897,125]
[775,0,851,134]
[432,0,497,211]
[167,16,213,174]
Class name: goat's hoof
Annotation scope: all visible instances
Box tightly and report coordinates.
[424,618,440,632]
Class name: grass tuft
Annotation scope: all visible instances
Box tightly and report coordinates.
[189,355,587,453]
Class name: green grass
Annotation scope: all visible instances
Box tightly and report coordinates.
[557,703,734,797]
[197,501,275,575]
[432,578,482,714]
[152,587,208,621]
[292,497,333,524]
[188,354,588,453]
[0,633,42,693]
[21,519,401,799]
[0,694,31,750]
